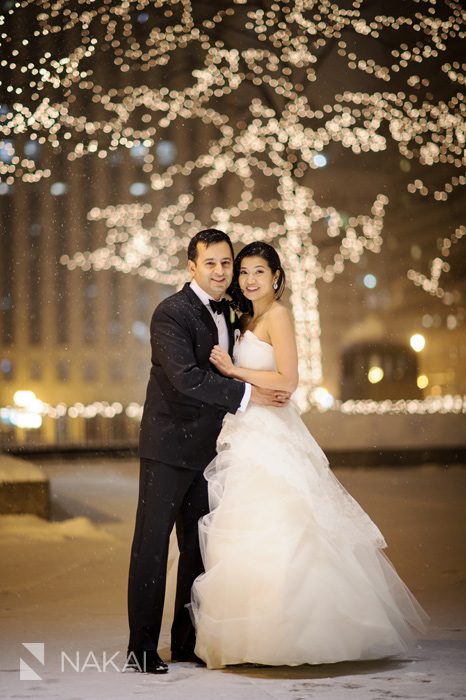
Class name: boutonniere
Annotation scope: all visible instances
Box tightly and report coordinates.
[223,296,236,324]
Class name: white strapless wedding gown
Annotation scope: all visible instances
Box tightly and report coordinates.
[191,330,428,669]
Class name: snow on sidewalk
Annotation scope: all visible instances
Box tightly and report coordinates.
[0,457,465,699]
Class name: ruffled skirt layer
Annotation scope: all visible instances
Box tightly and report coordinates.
[191,404,428,669]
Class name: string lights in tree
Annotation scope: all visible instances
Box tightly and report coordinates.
[0,0,465,411]
[408,225,465,302]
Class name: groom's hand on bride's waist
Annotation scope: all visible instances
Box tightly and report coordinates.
[250,386,291,407]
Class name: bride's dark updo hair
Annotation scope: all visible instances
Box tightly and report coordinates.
[229,242,286,315]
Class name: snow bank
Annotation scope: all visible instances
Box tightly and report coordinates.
[0,454,47,483]
[0,514,114,542]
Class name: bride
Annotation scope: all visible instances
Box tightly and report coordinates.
[190,242,428,669]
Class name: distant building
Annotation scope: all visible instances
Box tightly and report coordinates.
[340,341,421,401]
[1,10,465,448]
[0,161,166,447]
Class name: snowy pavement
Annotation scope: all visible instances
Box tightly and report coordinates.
[1,457,465,699]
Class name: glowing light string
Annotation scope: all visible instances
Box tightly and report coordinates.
[0,0,464,408]
[407,225,466,300]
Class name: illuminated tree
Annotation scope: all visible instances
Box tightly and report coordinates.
[1,0,464,408]
[408,225,465,302]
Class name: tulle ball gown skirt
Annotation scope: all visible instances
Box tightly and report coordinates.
[190,403,428,669]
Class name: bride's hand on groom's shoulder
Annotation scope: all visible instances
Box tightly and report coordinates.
[251,386,290,407]
[210,345,235,377]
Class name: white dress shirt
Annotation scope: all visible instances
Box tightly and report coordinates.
[189,279,251,412]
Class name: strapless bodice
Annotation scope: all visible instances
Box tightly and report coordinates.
[233,330,276,371]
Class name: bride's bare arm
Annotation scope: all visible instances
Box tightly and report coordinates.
[209,305,299,393]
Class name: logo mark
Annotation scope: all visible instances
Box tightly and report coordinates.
[20,643,45,681]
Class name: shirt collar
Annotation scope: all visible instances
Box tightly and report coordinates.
[189,278,219,306]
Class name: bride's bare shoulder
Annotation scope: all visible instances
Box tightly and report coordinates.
[269,302,293,322]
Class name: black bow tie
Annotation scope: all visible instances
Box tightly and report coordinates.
[209,299,227,315]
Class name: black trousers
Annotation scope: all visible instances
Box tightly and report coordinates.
[127,458,209,654]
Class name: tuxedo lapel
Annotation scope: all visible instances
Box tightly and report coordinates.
[181,283,219,343]
[200,304,219,343]
[224,308,235,356]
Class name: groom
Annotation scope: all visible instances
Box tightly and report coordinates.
[127,228,289,673]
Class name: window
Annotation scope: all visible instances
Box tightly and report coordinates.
[83,360,97,382]
[156,140,177,167]
[0,357,13,380]
[110,361,124,382]
[28,190,42,345]
[30,361,42,380]
[129,182,149,197]
[57,359,70,382]
[83,281,97,344]
[24,140,41,160]
[0,191,14,345]
[50,182,68,196]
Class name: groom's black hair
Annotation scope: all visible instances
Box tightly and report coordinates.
[188,229,234,262]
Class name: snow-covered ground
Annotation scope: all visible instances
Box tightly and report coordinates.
[1,457,465,699]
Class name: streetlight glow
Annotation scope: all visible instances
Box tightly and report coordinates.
[417,375,429,389]
[410,334,426,352]
[13,390,38,408]
[368,367,384,384]
[313,387,335,409]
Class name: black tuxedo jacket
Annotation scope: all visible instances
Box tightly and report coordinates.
[139,283,246,470]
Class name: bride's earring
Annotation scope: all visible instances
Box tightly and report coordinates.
[273,282,278,290]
